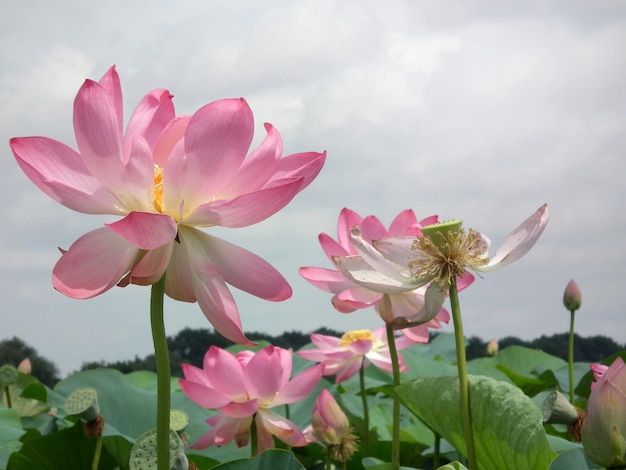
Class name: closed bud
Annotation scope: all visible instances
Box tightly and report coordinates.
[581,357,626,467]
[563,279,582,312]
[486,338,499,356]
[312,389,358,462]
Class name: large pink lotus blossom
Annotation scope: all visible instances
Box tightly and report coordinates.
[335,204,549,324]
[297,326,415,383]
[179,345,323,453]
[299,208,465,341]
[10,66,325,344]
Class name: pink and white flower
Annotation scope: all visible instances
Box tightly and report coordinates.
[300,209,457,341]
[311,389,358,462]
[335,205,549,323]
[180,345,323,453]
[297,326,415,383]
[10,66,326,344]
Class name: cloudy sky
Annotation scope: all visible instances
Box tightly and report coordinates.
[1,0,625,376]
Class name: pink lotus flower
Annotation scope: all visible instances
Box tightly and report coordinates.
[311,389,358,462]
[296,326,415,383]
[10,66,326,344]
[335,204,549,323]
[299,208,457,341]
[179,345,323,452]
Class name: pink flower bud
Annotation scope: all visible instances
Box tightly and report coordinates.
[581,357,626,466]
[17,358,31,375]
[563,279,582,312]
[486,338,499,356]
[311,389,358,462]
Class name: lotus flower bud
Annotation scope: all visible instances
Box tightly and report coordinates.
[17,358,31,375]
[486,338,499,356]
[563,279,582,312]
[581,357,626,467]
[311,389,358,462]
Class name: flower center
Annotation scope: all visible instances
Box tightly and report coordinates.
[408,222,488,287]
[153,164,164,213]
[339,329,373,347]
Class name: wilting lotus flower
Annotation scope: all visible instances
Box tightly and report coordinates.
[590,363,609,390]
[10,66,326,344]
[335,204,549,322]
[311,389,358,462]
[300,208,461,341]
[297,326,415,383]
[581,357,626,467]
[179,345,323,453]
[563,279,582,312]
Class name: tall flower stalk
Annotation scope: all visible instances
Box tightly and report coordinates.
[563,279,582,404]
[150,273,170,469]
[448,276,477,469]
[358,363,370,456]
[385,322,402,470]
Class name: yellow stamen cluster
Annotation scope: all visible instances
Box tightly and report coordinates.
[409,227,488,287]
[339,329,373,347]
[153,164,164,213]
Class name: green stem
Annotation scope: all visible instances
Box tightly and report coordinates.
[385,323,401,470]
[4,385,11,409]
[150,273,170,470]
[449,277,478,470]
[251,414,258,457]
[359,361,370,457]
[92,435,102,470]
[325,451,332,470]
[568,310,576,404]
[433,432,441,469]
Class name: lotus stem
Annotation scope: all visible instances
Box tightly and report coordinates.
[449,276,478,470]
[359,361,370,457]
[150,273,170,470]
[568,310,576,404]
[385,323,401,470]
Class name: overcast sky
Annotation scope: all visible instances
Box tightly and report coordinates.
[2,0,625,376]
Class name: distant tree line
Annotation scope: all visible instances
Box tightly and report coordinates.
[1,329,624,387]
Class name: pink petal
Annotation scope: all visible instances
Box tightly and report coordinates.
[309,334,341,350]
[96,66,123,133]
[348,339,373,356]
[298,267,354,293]
[337,208,363,251]
[202,347,247,399]
[479,204,549,272]
[244,346,290,402]
[164,238,196,302]
[372,236,420,269]
[52,228,139,299]
[256,409,309,447]
[265,150,327,192]
[359,215,388,242]
[153,116,190,167]
[334,357,363,383]
[192,266,253,345]
[123,88,175,159]
[220,399,259,418]
[178,379,231,409]
[180,226,291,302]
[180,98,254,204]
[273,364,323,406]
[73,77,123,186]
[388,209,421,236]
[217,123,283,198]
[10,137,120,214]
[335,287,382,307]
[125,242,172,286]
[186,178,304,228]
[105,212,177,250]
[191,414,252,449]
[181,364,209,386]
